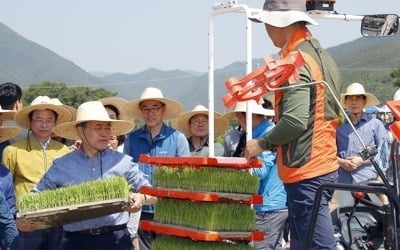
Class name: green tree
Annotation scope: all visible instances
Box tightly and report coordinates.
[23,81,117,107]
[391,68,400,87]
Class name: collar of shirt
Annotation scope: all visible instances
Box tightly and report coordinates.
[280,26,312,58]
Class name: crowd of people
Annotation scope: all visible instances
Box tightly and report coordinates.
[0,0,397,250]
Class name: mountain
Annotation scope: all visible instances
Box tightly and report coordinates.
[0,23,101,86]
[0,21,399,111]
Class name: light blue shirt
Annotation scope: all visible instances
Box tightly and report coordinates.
[124,123,190,213]
[337,112,388,183]
[34,148,150,232]
[251,120,287,212]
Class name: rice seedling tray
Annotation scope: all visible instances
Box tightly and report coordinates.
[16,197,128,231]
[141,186,262,204]
[139,154,261,169]
[140,220,263,242]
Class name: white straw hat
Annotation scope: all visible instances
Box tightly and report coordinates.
[52,101,135,140]
[223,100,274,120]
[249,0,318,27]
[98,96,135,121]
[171,105,229,137]
[0,106,16,121]
[125,87,183,120]
[394,89,400,101]
[340,82,380,107]
[14,96,72,129]
[0,126,21,143]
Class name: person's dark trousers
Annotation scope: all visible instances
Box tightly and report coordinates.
[0,191,19,250]
[61,228,132,250]
[284,170,338,250]
[138,212,156,250]
[19,226,63,250]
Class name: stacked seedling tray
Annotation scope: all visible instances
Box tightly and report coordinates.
[139,154,263,250]
[16,177,131,231]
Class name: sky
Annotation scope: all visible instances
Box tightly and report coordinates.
[0,0,399,75]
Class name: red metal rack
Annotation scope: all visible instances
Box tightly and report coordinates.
[139,154,262,169]
[139,154,263,244]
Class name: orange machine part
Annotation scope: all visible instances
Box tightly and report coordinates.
[140,186,263,205]
[222,51,305,108]
[386,100,400,143]
[140,220,264,242]
[139,154,261,169]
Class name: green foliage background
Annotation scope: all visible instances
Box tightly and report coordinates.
[22,82,117,108]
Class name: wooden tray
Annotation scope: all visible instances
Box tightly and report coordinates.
[17,198,128,231]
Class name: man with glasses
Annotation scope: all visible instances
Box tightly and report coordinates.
[2,96,72,250]
[32,101,156,250]
[124,87,190,250]
[171,104,228,156]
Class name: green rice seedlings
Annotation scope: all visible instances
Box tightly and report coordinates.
[154,199,255,232]
[18,177,130,212]
[153,235,256,250]
[153,167,259,194]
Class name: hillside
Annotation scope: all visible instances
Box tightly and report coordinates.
[0,21,399,111]
[0,23,100,86]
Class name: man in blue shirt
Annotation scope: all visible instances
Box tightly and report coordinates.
[0,191,19,250]
[124,87,190,250]
[0,125,21,250]
[33,101,157,250]
[337,82,388,184]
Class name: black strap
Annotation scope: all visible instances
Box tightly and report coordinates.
[65,224,127,236]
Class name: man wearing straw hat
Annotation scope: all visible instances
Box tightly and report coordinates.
[33,101,156,250]
[124,87,190,250]
[0,124,20,216]
[0,106,17,160]
[0,125,21,250]
[2,95,72,250]
[337,82,389,207]
[0,82,28,145]
[245,0,342,249]
[99,96,134,153]
[172,104,228,156]
[224,100,287,250]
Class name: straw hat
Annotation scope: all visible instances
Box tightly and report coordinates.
[249,0,318,27]
[98,96,135,121]
[223,100,274,120]
[171,105,229,137]
[50,98,77,121]
[125,87,183,120]
[52,101,135,141]
[340,82,380,107]
[15,96,72,129]
[0,126,21,143]
[0,106,16,121]
[394,89,400,101]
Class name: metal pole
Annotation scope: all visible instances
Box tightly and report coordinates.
[208,3,257,157]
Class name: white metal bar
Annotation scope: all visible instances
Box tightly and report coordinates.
[208,3,255,157]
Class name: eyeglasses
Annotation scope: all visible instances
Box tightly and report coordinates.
[140,106,163,114]
[31,118,56,125]
[190,119,209,125]
[86,125,113,133]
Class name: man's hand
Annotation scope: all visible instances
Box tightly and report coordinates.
[338,156,364,172]
[123,193,145,213]
[245,139,264,161]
